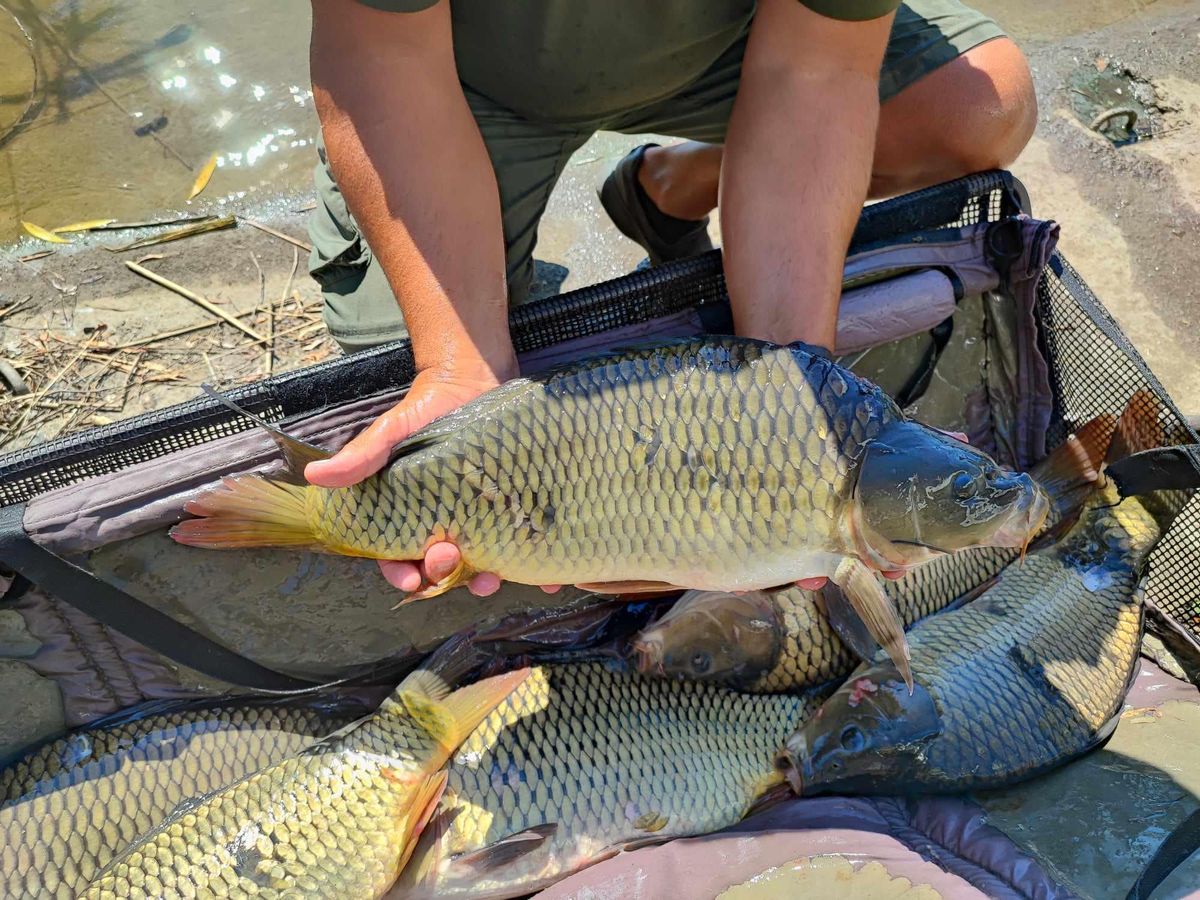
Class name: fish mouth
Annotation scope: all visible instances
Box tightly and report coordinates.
[989,485,1051,549]
[630,636,665,676]
[774,747,807,796]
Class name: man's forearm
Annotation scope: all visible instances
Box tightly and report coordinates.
[721,2,892,352]
[310,1,515,382]
[721,70,877,352]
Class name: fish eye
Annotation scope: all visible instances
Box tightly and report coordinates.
[691,651,712,674]
[840,725,866,752]
[952,473,978,500]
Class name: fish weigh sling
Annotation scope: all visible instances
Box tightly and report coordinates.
[391,663,826,900]
[779,476,1162,796]
[1,700,358,900]
[83,661,528,899]
[174,337,1049,688]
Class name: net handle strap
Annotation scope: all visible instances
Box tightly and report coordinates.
[1108,445,1200,497]
[0,502,330,692]
[1125,806,1200,900]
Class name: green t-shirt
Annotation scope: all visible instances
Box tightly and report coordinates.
[355,1,901,123]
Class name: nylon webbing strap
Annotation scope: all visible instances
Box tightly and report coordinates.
[0,503,327,691]
[1125,807,1200,900]
[1108,445,1200,497]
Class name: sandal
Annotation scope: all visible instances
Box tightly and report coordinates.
[599,144,714,266]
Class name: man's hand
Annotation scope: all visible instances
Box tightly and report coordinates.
[305,365,564,597]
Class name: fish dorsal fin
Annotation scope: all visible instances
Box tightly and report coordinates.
[202,384,331,481]
[400,668,529,755]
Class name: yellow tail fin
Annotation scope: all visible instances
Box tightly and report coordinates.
[400,667,530,756]
[170,475,318,549]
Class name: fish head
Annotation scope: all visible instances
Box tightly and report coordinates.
[776,665,941,796]
[855,422,1049,561]
[630,590,781,686]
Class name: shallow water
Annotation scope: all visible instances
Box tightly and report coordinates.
[0,0,317,251]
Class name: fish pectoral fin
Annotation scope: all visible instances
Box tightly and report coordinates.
[456,823,558,871]
[201,383,333,481]
[394,770,449,879]
[575,580,683,595]
[817,582,881,663]
[831,558,913,694]
[400,667,531,754]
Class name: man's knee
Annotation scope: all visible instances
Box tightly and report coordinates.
[949,38,1038,171]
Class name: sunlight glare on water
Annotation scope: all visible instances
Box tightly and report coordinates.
[0,0,317,250]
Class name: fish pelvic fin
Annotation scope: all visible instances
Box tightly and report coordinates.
[1030,413,1117,519]
[455,823,558,871]
[170,475,320,549]
[201,383,332,481]
[818,582,881,663]
[400,667,530,756]
[831,558,913,694]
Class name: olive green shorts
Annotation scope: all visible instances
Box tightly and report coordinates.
[308,0,1004,352]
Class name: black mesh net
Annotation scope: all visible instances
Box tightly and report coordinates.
[1037,254,1200,637]
[2,170,1196,643]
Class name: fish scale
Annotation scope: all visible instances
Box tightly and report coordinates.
[1,703,355,900]
[393,664,825,900]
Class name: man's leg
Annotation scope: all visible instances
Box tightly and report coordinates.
[308,91,589,352]
[607,3,1034,239]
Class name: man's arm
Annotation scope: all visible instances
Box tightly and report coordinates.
[721,0,895,351]
[307,0,516,485]
[306,0,515,595]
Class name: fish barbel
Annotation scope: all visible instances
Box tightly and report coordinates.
[1,699,359,900]
[390,663,827,899]
[173,337,1048,689]
[83,659,528,899]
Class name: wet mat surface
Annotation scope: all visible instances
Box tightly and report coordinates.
[978,661,1200,900]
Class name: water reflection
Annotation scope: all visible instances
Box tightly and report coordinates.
[0,0,316,249]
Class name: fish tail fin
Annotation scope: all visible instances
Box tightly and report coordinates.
[1108,389,1165,464]
[1031,413,1118,518]
[169,475,318,549]
[400,667,530,756]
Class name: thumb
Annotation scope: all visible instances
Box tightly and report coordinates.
[305,406,416,488]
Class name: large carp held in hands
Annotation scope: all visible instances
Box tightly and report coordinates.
[173,337,1049,686]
